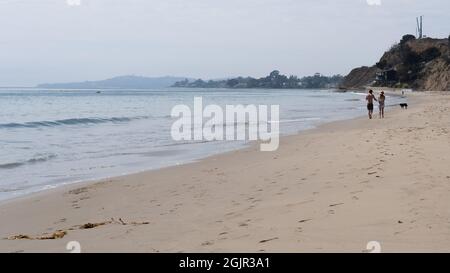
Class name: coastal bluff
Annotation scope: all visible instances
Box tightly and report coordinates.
[341,35,450,91]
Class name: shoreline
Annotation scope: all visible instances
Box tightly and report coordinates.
[0,88,383,204]
[1,117,348,204]
[0,90,376,204]
[0,115,363,206]
[1,92,450,252]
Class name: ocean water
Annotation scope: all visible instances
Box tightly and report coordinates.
[0,88,402,201]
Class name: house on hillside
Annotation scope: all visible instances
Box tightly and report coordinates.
[376,69,397,85]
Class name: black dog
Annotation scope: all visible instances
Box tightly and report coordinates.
[400,103,408,109]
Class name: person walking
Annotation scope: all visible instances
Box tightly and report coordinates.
[378,91,386,119]
[366,90,377,119]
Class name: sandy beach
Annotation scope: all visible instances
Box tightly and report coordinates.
[1,91,449,253]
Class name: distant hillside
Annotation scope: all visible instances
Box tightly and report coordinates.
[341,35,450,91]
[37,75,191,89]
[173,71,343,89]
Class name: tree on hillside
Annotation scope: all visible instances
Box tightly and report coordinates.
[227,78,239,88]
[400,34,416,48]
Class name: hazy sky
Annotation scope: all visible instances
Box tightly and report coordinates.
[0,0,449,86]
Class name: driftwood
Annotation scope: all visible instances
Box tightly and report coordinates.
[5,217,149,240]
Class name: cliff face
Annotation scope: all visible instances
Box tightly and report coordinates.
[419,57,450,91]
[341,36,450,91]
[340,66,379,90]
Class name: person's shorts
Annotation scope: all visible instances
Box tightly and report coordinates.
[367,103,374,111]
[379,102,385,109]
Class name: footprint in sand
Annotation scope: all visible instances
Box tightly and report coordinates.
[239,222,249,227]
[259,237,279,244]
[71,201,81,209]
[54,218,67,224]
[201,241,214,246]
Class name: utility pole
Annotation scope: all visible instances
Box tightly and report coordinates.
[416,16,423,39]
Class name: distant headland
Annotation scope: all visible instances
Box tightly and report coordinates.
[36,75,191,89]
[37,72,343,90]
[172,71,343,89]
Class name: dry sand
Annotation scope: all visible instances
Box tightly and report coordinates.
[1,92,449,253]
